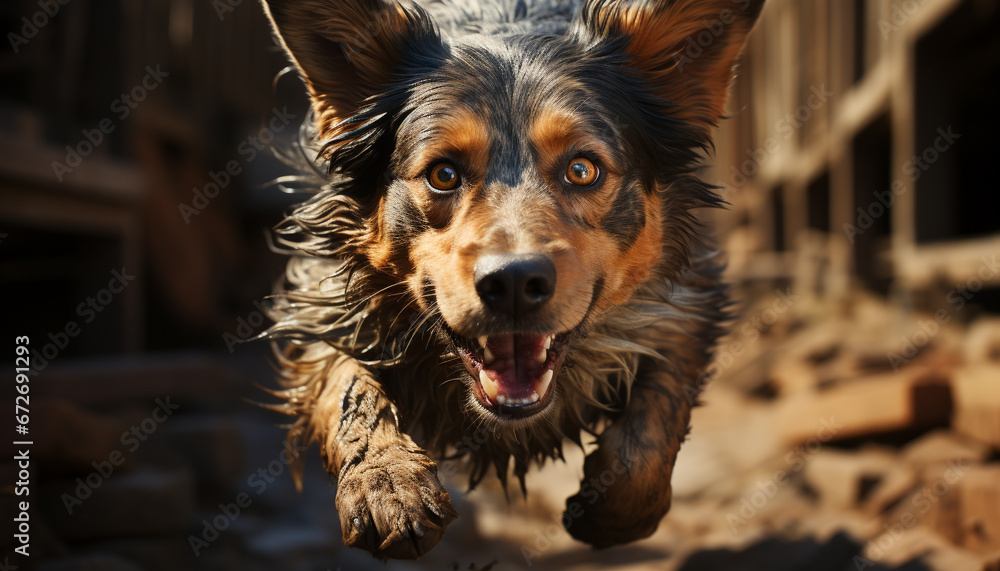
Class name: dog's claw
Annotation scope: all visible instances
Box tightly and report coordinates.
[336,447,457,560]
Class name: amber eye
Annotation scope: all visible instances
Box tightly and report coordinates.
[427,162,461,192]
[565,157,599,186]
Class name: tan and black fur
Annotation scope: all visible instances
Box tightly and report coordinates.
[259,0,764,559]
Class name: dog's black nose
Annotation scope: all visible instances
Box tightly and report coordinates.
[474,254,556,316]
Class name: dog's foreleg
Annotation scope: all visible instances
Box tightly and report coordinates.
[563,360,694,547]
[311,356,458,559]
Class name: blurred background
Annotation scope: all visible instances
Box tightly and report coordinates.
[1,0,998,570]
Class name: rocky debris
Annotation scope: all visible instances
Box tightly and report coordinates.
[902,430,992,467]
[655,291,1000,571]
[952,365,1000,448]
[803,448,896,509]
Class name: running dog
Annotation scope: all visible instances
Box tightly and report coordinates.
[260,0,763,559]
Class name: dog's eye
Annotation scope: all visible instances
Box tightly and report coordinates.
[565,157,599,186]
[427,162,461,192]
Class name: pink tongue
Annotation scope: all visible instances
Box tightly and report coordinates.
[483,334,546,397]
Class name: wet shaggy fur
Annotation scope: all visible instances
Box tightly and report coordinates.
[260,0,764,559]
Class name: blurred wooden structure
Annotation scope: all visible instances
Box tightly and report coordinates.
[0,0,295,354]
[712,0,1000,302]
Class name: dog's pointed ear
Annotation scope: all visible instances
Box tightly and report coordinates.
[578,0,764,131]
[261,0,438,137]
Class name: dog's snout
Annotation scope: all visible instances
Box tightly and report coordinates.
[474,254,556,316]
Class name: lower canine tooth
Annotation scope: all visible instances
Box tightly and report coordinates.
[530,391,539,402]
[479,370,499,401]
[537,369,554,397]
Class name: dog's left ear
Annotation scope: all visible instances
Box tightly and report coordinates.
[260,0,439,142]
[578,0,764,131]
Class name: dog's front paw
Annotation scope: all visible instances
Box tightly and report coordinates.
[335,447,458,560]
[563,436,674,548]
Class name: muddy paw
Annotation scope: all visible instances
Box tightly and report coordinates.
[563,445,672,548]
[336,447,458,559]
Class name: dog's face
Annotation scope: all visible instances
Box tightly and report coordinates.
[263,0,763,424]
[387,39,674,421]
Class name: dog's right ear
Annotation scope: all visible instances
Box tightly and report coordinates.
[260,0,438,140]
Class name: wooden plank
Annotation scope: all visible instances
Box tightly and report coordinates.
[773,367,952,445]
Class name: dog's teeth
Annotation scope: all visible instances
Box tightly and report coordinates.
[544,335,552,350]
[478,336,488,348]
[530,391,540,403]
[483,346,495,364]
[535,347,547,364]
[537,369,554,397]
[498,395,508,405]
[479,370,499,401]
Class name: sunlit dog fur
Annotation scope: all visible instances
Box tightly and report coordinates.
[260,0,763,559]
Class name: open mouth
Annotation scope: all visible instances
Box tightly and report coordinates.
[449,329,575,418]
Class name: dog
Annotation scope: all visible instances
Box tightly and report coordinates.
[259,0,763,559]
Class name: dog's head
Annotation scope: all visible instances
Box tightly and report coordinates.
[263,0,763,425]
